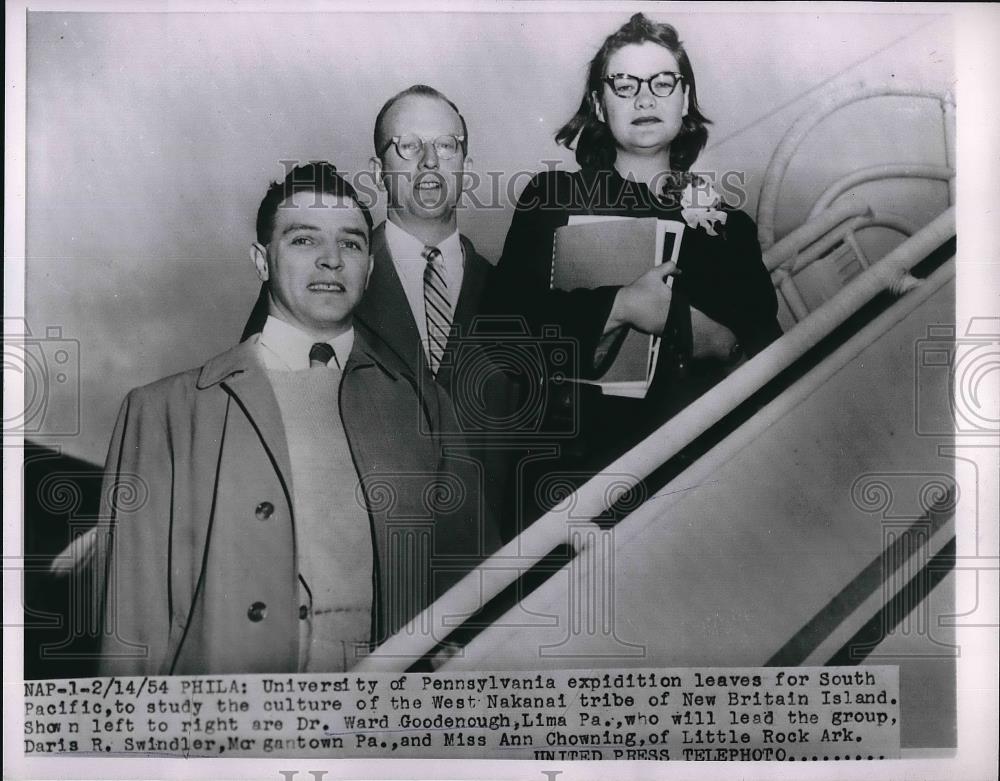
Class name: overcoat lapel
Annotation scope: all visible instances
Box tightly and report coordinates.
[197,339,293,505]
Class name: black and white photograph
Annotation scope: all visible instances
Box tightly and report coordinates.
[4,1,998,779]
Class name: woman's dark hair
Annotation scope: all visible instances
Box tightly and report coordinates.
[555,13,711,172]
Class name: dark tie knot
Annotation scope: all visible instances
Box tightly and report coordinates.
[308,342,336,368]
[422,245,443,265]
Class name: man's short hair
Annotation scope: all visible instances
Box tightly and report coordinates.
[373,84,470,158]
[255,162,374,245]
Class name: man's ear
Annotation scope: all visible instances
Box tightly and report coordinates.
[592,91,605,123]
[369,156,385,191]
[251,242,269,282]
[459,154,474,193]
[364,253,375,290]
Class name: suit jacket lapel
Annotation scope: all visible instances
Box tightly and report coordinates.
[356,224,426,377]
[357,224,494,387]
[450,239,483,340]
[437,237,491,387]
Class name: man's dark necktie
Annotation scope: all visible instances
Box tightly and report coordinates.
[309,342,338,369]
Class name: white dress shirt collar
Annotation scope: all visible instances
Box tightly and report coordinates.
[384,218,463,272]
[258,315,355,371]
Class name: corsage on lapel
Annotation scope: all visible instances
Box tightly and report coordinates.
[680,177,727,237]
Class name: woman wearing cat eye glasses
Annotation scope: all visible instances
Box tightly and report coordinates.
[487,13,782,502]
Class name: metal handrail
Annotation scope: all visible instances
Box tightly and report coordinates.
[808,164,954,220]
[764,205,920,323]
[454,258,956,668]
[764,202,872,272]
[607,258,955,554]
[355,207,956,671]
[756,84,955,249]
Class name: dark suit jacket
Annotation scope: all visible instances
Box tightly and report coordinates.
[357,225,490,380]
[357,224,520,543]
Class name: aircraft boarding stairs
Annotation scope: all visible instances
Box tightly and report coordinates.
[356,85,963,750]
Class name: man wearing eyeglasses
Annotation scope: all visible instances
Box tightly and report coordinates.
[359,85,483,382]
[359,85,516,547]
[369,85,468,270]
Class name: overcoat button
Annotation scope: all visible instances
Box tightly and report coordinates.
[299,605,309,620]
[255,501,274,520]
[247,601,267,622]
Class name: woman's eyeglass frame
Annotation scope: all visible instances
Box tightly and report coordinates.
[603,71,685,99]
[380,133,466,161]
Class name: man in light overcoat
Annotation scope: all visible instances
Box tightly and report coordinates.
[97,163,487,675]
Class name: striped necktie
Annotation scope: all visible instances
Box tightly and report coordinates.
[308,342,338,369]
[422,245,453,375]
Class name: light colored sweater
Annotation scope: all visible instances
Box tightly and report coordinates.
[266,366,373,672]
